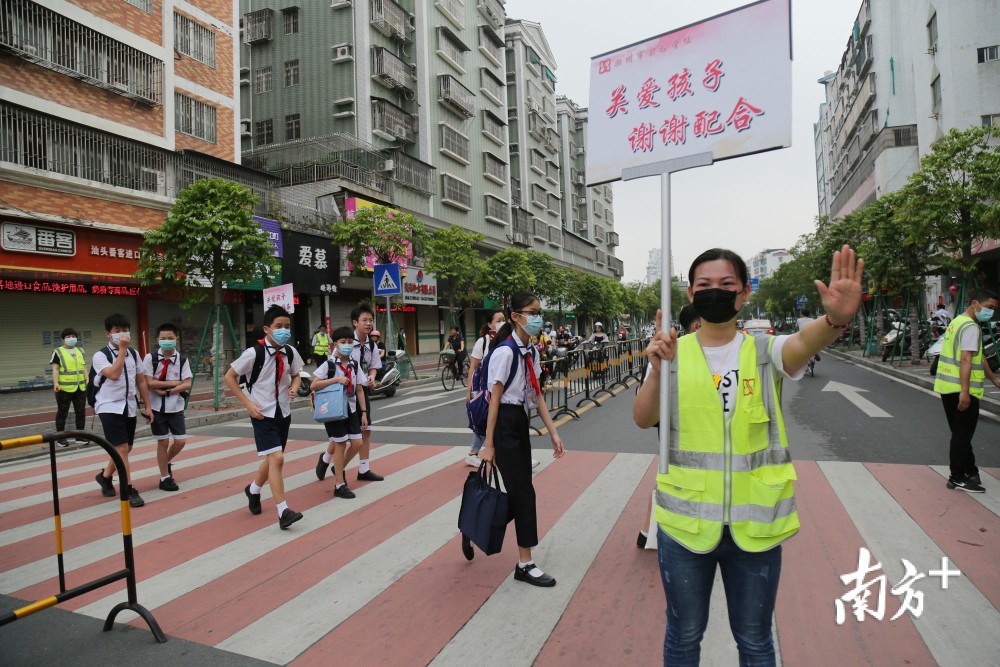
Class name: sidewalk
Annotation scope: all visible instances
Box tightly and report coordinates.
[826,347,1000,418]
[0,351,445,460]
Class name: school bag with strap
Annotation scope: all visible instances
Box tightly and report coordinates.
[150,350,192,408]
[311,358,352,423]
[466,337,521,437]
[238,339,297,393]
[87,347,139,407]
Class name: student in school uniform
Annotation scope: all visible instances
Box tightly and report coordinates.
[93,314,153,508]
[476,291,566,587]
[50,327,88,447]
[224,305,305,530]
[141,323,192,492]
[464,310,506,467]
[312,326,368,499]
[349,303,384,483]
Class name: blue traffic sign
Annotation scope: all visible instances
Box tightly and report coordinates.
[750,278,760,293]
[796,294,808,307]
[374,263,402,296]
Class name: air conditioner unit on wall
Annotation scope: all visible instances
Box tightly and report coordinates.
[379,159,395,172]
[333,45,352,60]
[240,119,251,136]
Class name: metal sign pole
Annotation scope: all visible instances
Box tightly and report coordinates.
[622,152,713,474]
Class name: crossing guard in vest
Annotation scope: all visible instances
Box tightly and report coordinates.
[932,289,1000,493]
[50,327,88,446]
[633,245,864,666]
[311,327,331,365]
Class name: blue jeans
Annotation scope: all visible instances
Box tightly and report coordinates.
[657,527,781,667]
[469,431,485,454]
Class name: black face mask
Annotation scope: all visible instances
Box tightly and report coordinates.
[692,288,741,324]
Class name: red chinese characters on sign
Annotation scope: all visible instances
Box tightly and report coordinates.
[726,96,765,132]
[404,282,437,296]
[703,59,725,92]
[659,115,689,146]
[637,77,661,109]
[693,110,725,138]
[0,279,140,296]
[666,68,694,101]
[628,123,657,153]
[605,85,629,118]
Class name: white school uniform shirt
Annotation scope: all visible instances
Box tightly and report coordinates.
[230,340,303,418]
[351,330,382,387]
[312,356,360,412]
[471,335,490,361]
[486,336,542,405]
[92,344,140,417]
[141,350,193,413]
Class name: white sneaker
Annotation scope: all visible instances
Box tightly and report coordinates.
[465,454,481,467]
[531,459,540,469]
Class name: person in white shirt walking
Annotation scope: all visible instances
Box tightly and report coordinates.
[141,323,192,492]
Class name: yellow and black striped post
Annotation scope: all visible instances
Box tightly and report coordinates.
[0,431,166,644]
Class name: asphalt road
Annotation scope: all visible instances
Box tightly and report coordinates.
[199,355,1000,469]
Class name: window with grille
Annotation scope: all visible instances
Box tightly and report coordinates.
[440,124,469,162]
[254,66,272,93]
[255,119,273,146]
[284,60,300,87]
[124,0,152,12]
[482,110,505,143]
[931,76,941,110]
[485,195,509,223]
[483,152,506,183]
[441,174,472,209]
[285,113,300,141]
[927,13,937,49]
[283,8,299,35]
[174,13,216,68]
[531,184,545,206]
[978,46,999,63]
[437,28,467,70]
[175,93,216,142]
[982,114,1000,128]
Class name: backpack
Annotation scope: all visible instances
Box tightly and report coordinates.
[87,347,140,408]
[466,337,523,436]
[150,350,191,403]
[238,339,298,394]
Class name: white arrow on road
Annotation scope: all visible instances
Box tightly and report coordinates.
[821,381,893,418]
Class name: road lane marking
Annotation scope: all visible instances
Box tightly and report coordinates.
[821,381,892,418]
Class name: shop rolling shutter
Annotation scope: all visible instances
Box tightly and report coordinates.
[4,293,137,391]
[145,301,243,374]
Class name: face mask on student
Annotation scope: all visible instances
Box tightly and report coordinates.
[338,343,354,356]
[270,328,292,345]
[111,331,129,345]
[692,288,741,324]
[521,315,544,336]
[159,339,177,351]
[64,337,78,347]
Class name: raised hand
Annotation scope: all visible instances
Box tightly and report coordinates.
[815,245,864,326]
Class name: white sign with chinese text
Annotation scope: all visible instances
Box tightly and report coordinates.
[263,282,295,313]
[402,270,438,306]
[2,223,76,257]
[586,0,792,184]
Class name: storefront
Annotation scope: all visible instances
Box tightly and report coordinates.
[280,229,339,353]
[1,217,143,390]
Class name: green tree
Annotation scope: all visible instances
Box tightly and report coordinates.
[330,204,426,274]
[135,178,278,406]
[480,248,535,304]
[903,126,1000,280]
[422,225,485,326]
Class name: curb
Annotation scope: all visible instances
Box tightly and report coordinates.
[825,348,1000,420]
[0,374,442,465]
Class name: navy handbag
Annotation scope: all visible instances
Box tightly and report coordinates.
[458,462,510,556]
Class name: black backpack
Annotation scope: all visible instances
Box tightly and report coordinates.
[238,339,298,393]
[150,350,191,401]
[87,347,139,407]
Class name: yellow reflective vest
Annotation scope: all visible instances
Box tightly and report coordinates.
[53,346,87,392]
[655,333,799,553]
[312,332,330,356]
[933,314,985,399]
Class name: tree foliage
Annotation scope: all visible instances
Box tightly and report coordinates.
[422,225,485,311]
[330,204,426,274]
[135,178,277,308]
[480,248,536,304]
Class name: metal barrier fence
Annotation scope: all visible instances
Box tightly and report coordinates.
[0,431,166,643]
[530,338,647,431]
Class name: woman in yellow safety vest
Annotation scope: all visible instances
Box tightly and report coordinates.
[51,327,88,448]
[634,245,863,666]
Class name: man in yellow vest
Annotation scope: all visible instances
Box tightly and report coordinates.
[50,327,88,448]
[634,245,863,666]
[311,325,331,366]
[933,288,1000,493]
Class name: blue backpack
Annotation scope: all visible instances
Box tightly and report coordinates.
[466,337,521,436]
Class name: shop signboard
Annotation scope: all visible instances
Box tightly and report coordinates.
[281,231,339,293]
[402,270,437,305]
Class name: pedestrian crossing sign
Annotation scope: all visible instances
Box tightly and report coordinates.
[374,262,402,296]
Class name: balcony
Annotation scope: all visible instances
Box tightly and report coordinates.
[391,151,435,195]
[483,152,506,184]
[371,47,416,93]
[482,109,506,144]
[479,26,504,67]
[438,74,475,118]
[607,231,620,247]
[548,225,562,246]
[372,98,416,143]
[480,68,504,106]
[370,0,414,42]
[609,256,624,277]
[243,8,273,43]
[0,0,164,106]
[477,0,504,30]
[485,194,509,224]
[441,173,472,210]
[435,0,465,30]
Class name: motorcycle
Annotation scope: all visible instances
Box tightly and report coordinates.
[880,317,931,362]
[367,350,402,399]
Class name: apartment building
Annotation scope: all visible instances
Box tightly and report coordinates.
[748,248,791,282]
[0,0,275,389]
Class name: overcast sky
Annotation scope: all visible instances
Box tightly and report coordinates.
[503,0,861,283]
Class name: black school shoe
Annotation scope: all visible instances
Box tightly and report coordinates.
[462,534,474,561]
[278,508,303,529]
[159,476,179,492]
[636,531,648,549]
[514,563,556,587]
[315,453,329,481]
[334,484,356,499]
[129,486,145,508]
[96,472,116,497]
[947,476,985,493]
[244,484,262,514]
[357,470,384,482]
